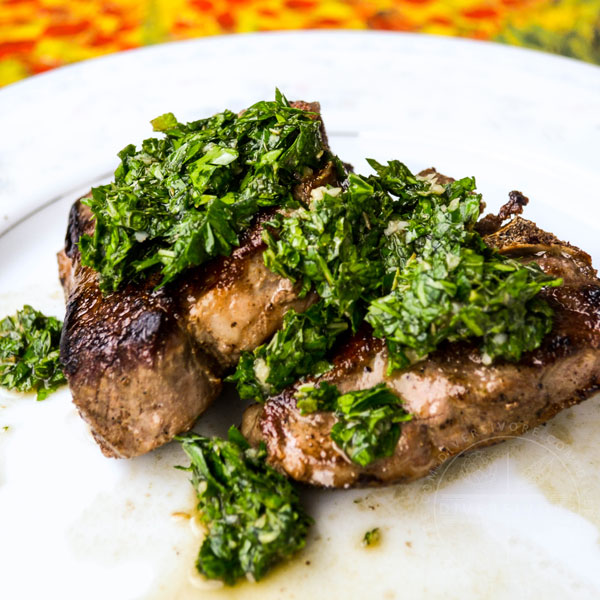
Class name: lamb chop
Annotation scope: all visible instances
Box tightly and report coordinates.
[57,101,335,459]
[241,187,600,488]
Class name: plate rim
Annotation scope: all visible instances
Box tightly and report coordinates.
[1,29,599,237]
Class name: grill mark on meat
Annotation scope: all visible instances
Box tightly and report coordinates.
[58,100,337,458]
[242,213,600,488]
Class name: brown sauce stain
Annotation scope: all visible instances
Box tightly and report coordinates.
[546,422,574,445]
[513,393,600,532]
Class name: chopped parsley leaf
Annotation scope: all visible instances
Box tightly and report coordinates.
[227,301,347,402]
[232,159,562,400]
[177,427,312,586]
[80,90,330,293]
[0,305,66,401]
[362,528,381,547]
[295,382,412,467]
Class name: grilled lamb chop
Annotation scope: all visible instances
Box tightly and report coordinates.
[58,101,335,459]
[241,195,600,488]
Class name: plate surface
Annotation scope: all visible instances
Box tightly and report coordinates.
[1,32,600,600]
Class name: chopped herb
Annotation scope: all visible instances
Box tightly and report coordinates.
[80,90,330,293]
[232,160,560,402]
[362,528,381,547]
[229,174,395,401]
[176,426,312,586]
[227,302,347,402]
[262,175,393,327]
[2,425,9,432]
[0,305,66,401]
[296,382,412,467]
[364,161,562,371]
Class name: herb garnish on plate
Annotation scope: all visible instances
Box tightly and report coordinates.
[362,527,381,548]
[177,427,311,585]
[0,305,66,401]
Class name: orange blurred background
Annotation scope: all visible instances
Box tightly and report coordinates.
[1,0,599,87]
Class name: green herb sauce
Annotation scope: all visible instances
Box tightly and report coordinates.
[80,90,331,293]
[0,305,66,400]
[296,382,412,467]
[232,159,561,466]
[177,427,312,585]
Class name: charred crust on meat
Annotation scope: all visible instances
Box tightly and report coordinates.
[323,325,385,379]
[546,335,572,356]
[61,276,177,377]
[582,286,600,305]
[417,168,455,186]
[64,198,94,259]
[475,190,529,236]
[485,216,564,251]
[293,160,337,204]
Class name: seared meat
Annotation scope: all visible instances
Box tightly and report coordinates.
[242,207,600,488]
[58,101,335,458]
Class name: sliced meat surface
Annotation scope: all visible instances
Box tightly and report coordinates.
[242,215,600,488]
[58,101,336,458]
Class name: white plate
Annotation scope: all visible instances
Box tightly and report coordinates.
[1,32,600,600]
